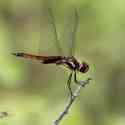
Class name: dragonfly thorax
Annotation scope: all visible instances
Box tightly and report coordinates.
[57,57,89,73]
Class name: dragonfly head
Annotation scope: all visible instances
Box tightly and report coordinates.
[79,62,89,73]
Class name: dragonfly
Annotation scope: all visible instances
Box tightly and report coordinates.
[12,8,89,98]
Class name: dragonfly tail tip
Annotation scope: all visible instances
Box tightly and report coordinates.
[11,52,24,57]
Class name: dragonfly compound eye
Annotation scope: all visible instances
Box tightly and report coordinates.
[79,62,89,73]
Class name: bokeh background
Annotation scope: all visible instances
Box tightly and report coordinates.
[0,0,125,125]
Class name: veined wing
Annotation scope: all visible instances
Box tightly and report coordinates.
[35,6,64,56]
[47,7,63,56]
[61,8,79,56]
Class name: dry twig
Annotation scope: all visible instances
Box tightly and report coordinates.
[52,78,92,125]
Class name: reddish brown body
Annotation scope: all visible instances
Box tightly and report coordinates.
[12,52,89,73]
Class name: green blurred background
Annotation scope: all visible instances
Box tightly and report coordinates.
[0,0,125,125]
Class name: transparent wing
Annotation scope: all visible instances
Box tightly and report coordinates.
[38,7,79,56]
[47,7,63,55]
[38,6,63,56]
[61,8,79,56]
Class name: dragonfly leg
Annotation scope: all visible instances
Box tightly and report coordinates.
[74,71,90,87]
[74,71,79,84]
[67,71,73,98]
[74,71,84,86]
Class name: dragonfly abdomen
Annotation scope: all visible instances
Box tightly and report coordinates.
[12,52,64,64]
[42,56,63,64]
[12,52,46,61]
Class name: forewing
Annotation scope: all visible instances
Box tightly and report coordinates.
[38,7,63,56]
[47,7,63,55]
[61,8,79,56]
